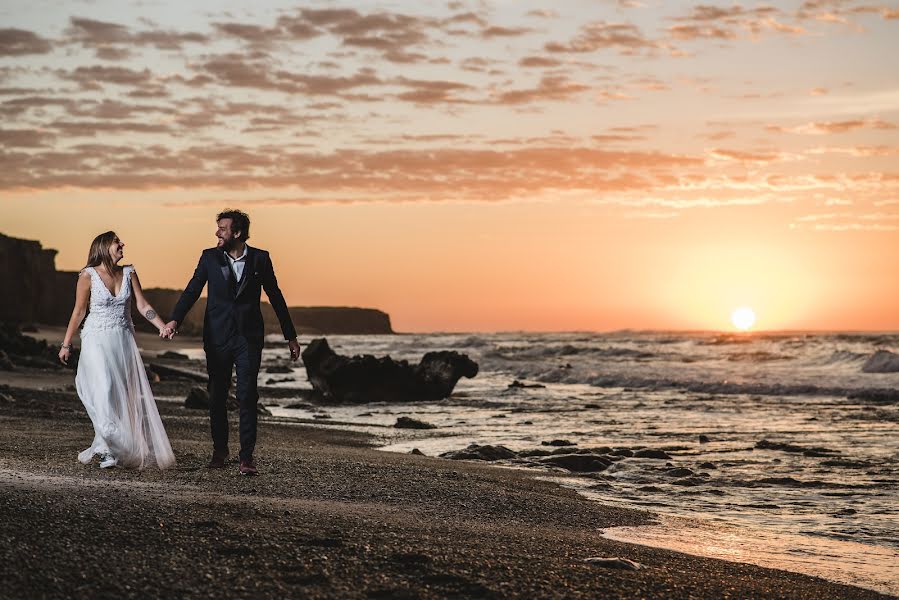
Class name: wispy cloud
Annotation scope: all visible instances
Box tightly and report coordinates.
[0,28,52,56]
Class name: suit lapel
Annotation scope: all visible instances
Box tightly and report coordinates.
[214,250,233,289]
[234,247,254,298]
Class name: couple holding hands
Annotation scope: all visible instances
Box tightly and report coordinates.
[59,209,300,475]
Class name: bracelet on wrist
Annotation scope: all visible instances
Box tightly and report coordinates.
[61,343,73,350]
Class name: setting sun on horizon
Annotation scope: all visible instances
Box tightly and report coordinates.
[731,307,757,332]
[1,1,897,333]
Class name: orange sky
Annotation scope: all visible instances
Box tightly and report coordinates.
[2,1,898,332]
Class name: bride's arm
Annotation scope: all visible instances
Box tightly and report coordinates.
[130,270,169,335]
[59,271,91,365]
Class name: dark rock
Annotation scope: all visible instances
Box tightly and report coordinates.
[0,232,393,336]
[145,368,161,383]
[266,365,293,374]
[847,389,899,404]
[755,439,839,457]
[672,477,706,487]
[265,377,294,385]
[665,467,695,478]
[699,434,711,443]
[699,462,717,469]
[394,417,436,429]
[284,402,314,410]
[609,448,634,457]
[257,404,273,416]
[410,448,426,456]
[0,350,14,371]
[184,387,209,409]
[821,459,871,468]
[507,380,545,389]
[149,362,207,383]
[583,403,600,409]
[20,324,38,333]
[0,392,14,403]
[439,444,517,461]
[541,439,576,447]
[0,323,73,369]
[301,337,478,403]
[313,414,331,419]
[633,449,672,460]
[540,454,612,473]
[517,449,552,458]
[158,351,189,360]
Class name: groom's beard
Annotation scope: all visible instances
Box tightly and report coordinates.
[220,238,238,252]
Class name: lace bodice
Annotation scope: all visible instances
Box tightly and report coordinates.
[81,266,135,335]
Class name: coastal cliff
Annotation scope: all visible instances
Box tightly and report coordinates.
[0,233,393,335]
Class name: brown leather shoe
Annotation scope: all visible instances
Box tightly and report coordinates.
[207,451,228,469]
[239,458,258,476]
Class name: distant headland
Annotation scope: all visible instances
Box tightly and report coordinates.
[0,232,393,336]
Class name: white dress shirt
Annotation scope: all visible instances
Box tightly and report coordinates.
[226,244,249,281]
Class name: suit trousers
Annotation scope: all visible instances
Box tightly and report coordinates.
[205,335,263,461]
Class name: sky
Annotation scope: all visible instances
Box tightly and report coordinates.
[1,0,897,332]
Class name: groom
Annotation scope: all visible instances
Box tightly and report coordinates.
[166,209,300,475]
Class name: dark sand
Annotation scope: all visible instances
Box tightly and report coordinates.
[0,366,891,599]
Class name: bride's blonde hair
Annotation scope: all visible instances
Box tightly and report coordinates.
[85,231,120,274]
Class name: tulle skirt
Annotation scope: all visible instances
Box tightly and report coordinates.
[75,327,175,470]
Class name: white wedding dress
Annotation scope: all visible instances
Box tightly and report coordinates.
[75,265,176,469]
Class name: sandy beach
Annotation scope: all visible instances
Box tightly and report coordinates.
[0,352,890,599]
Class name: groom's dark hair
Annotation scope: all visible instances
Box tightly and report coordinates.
[217,209,251,241]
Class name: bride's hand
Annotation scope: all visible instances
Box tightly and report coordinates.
[58,347,70,365]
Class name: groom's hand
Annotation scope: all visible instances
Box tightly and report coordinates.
[288,339,301,362]
[164,320,178,338]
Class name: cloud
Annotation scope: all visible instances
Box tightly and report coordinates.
[0,143,703,199]
[797,1,899,23]
[709,148,786,163]
[481,26,534,38]
[545,21,659,54]
[64,16,208,56]
[394,77,473,104]
[0,128,55,147]
[518,56,563,67]
[494,76,590,105]
[0,28,52,56]
[0,95,74,118]
[57,65,156,90]
[667,4,805,41]
[768,118,897,134]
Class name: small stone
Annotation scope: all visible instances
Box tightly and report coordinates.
[184,387,209,409]
[541,439,576,447]
[633,449,671,460]
[699,434,711,443]
[394,416,436,429]
[410,448,426,456]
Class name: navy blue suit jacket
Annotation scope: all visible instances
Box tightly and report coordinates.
[171,246,297,348]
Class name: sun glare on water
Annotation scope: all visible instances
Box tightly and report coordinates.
[731,307,757,331]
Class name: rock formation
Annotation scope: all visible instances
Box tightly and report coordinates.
[301,338,478,403]
[0,232,394,335]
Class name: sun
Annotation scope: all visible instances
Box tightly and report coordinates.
[731,307,757,331]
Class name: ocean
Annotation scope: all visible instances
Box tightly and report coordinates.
[180,331,899,595]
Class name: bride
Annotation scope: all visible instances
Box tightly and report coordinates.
[58,231,176,470]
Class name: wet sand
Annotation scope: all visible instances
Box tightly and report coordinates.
[0,367,890,599]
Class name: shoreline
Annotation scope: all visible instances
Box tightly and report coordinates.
[0,371,891,598]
